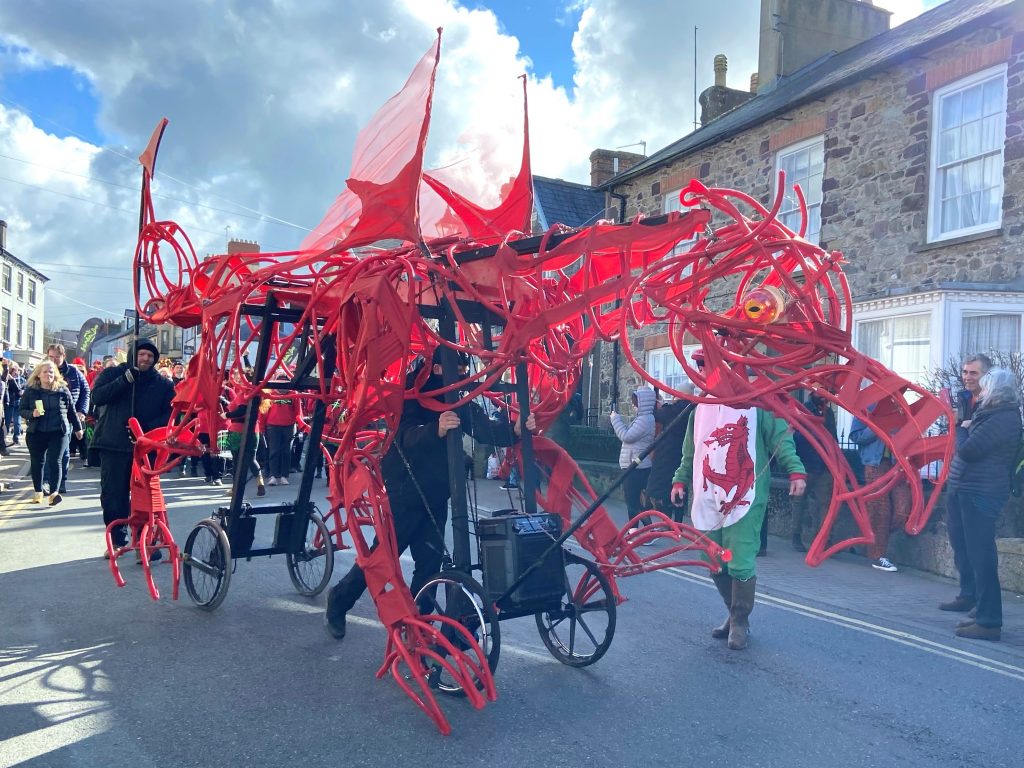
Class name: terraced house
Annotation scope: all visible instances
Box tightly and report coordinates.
[580,0,1023,412]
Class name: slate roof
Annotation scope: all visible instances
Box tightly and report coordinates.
[0,246,49,282]
[602,0,1021,188]
[532,175,608,229]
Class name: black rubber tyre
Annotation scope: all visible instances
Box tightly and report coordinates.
[415,570,500,697]
[286,511,334,596]
[535,552,616,667]
[182,519,232,611]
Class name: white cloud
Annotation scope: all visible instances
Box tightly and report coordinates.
[0,0,937,331]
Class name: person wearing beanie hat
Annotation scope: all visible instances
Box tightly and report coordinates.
[72,357,86,368]
[91,338,174,557]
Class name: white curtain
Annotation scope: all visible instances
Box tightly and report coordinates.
[961,314,1021,356]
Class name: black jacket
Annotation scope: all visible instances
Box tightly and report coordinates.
[6,373,23,404]
[381,395,516,502]
[794,400,838,474]
[91,363,175,453]
[645,399,692,502]
[20,386,83,435]
[948,402,1022,498]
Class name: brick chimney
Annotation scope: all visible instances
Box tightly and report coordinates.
[227,238,261,254]
[757,0,890,92]
[589,149,646,186]
[0,220,6,251]
[699,54,756,125]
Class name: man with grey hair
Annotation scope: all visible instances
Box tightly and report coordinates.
[942,368,1021,641]
[939,353,994,614]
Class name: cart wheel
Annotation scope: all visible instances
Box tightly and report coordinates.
[286,511,334,596]
[415,571,500,698]
[535,552,616,667]
[182,519,232,611]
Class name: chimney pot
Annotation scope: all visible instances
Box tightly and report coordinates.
[750,72,759,93]
[713,54,728,88]
[0,220,6,251]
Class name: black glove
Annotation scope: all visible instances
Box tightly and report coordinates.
[124,366,141,383]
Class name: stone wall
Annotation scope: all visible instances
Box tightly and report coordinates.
[606,22,1024,300]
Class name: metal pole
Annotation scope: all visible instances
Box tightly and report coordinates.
[289,399,328,552]
[439,299,470,569]
[227,292,277,531]
[514,361,538,516]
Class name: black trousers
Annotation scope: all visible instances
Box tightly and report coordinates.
[623,467,652,528]
[946,490,1005,628]
[327,485,449,616]
[196,433,223,480]
[99,450,133,546]
[27,430,69,494]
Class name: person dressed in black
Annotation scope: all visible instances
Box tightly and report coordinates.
[21,360,83,505]
[644,390,694,523]
[91,340,175,555]
[790,390,838,552]
[324,351,535,639]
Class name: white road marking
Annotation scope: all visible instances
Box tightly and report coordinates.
[659,567,1024,682]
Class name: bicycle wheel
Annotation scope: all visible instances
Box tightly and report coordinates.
[415,571,500,698]
[286,511,334,596]
[182,519,232,611]
[535,552,616,667]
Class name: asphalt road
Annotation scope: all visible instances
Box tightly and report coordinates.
[2,461,1022,767]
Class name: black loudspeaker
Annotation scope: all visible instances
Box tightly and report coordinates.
[478,513,565,612]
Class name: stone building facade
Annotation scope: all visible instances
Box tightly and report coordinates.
[590,0,1024,417]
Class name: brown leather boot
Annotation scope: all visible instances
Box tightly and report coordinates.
[710,572,733,639]
[727,577,757,650]
[955,622,1000,641]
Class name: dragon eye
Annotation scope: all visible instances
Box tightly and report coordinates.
[741,286,786,324]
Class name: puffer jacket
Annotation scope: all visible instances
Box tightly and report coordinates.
[20,385,82,435]
[610,387,656,469]
[58,360,90,415]
[91,363,175,453]
[948,402,1022,498]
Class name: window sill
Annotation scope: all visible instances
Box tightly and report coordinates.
[915,228,1003,253]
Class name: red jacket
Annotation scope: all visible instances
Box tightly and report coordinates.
[265,393,301,427]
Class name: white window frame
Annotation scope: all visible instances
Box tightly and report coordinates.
[927,64,1007,243]
[646,344,704,397]
[27,318,36,350]
[0,309,8,342]
[1,264,10,294]
[855,311,934,388]
[28,278,37,306]
[774,134,824,245]
[663,187,698,263]
[15,313,23,348]
[16,271,24,300]
[646,347,687,395]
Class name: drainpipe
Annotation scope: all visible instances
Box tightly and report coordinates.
[607,188,629,408]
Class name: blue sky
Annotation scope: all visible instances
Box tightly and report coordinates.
[474,0,583,89]
[0,44,104,144]
[0,1,585,149]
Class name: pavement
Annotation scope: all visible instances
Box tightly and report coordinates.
[470,473,1024,661]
